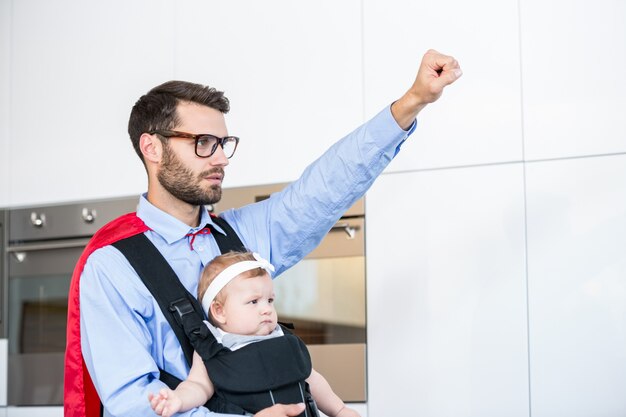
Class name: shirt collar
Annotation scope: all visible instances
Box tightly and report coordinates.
[136,194,226,244]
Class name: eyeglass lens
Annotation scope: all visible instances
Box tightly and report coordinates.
[196,136,237,158]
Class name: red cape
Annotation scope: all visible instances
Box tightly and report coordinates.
[64,212,149,417]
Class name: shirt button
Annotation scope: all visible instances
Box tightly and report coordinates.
[198,246,204,252]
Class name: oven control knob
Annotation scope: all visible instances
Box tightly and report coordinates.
[30,212,46,228]
[82,208,97,224]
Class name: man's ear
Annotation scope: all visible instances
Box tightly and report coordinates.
[210,302,227,325]
[139,132,163,164]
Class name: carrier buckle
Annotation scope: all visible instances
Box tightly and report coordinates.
[169,298,195,322]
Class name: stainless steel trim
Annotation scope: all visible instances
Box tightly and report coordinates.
[7,238,91,253]
[9,196,137,242]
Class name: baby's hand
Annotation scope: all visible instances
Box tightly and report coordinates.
[148,388,183,417]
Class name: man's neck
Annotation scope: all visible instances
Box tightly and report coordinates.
[146,188,202,228]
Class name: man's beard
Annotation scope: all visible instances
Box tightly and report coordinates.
[157,145,224,206]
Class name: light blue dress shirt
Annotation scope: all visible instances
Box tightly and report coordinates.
[80,105,416,417]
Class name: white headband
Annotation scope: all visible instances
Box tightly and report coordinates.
[201,253,275,315]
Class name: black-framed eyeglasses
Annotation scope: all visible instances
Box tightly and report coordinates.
[149,130,239,159]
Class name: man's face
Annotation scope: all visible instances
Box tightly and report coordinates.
[157,102,230,206]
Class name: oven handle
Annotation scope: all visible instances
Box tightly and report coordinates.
[329,222,361,240]
[7,238,91,253]
[8,224,361,249]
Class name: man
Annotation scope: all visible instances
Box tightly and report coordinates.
[65,49,461,417]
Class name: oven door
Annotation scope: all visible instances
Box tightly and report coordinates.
[6,239,87,406]
[273,217,366,402]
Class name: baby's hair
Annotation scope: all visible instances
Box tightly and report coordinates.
[198,251,266,323]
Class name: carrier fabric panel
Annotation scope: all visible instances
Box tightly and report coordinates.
[206,334,312,392]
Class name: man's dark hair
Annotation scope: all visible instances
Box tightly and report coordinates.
[127,80,230,163]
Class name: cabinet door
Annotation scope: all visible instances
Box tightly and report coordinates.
[521,0,626,160]
[363,0,523,172]
[0,0,9,206]
[526,154,626,417]
[9,0,174,206]
[366,166,529,417]
[173,0,364,187]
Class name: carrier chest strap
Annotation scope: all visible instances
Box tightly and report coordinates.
[112,216,245,370]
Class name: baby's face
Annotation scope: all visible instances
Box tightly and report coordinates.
[220,272,278,336]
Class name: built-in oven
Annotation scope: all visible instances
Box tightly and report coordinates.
[214,183,367,403]
[3,198,137,406]
[1,186,366,406]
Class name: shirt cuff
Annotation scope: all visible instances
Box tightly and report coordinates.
[387,102,418,136]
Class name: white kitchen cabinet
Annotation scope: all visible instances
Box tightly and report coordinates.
[365,165,529,417]
[520,0,626,160]
[0,409,5,417]
[525,154,626,417]
[363,0,523,172]
[0,0,10,207]
[8,0,175,206]
[172,0,364,188]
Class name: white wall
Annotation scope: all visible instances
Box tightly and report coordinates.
[364,0,626,416]
[0,0,10,206]
[520,1,626,415]
[5,0,175,206]
[171,1,365,189]
[2,1,625,416]
[363,0,523,171]
[1,0,365,207]
[525,155,626,417]
[520,0,626,160]
[367,165,530,417]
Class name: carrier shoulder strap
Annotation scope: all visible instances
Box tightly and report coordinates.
[112,215,245,370]
[210,215,247,255]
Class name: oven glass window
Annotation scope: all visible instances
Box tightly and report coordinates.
[9,275,69,354]
[7,247,77,406]
[273,256,366,344]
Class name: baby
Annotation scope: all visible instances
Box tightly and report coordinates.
[149,251,360,417]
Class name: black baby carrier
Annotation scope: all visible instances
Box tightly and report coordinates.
[113,217,319,417]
